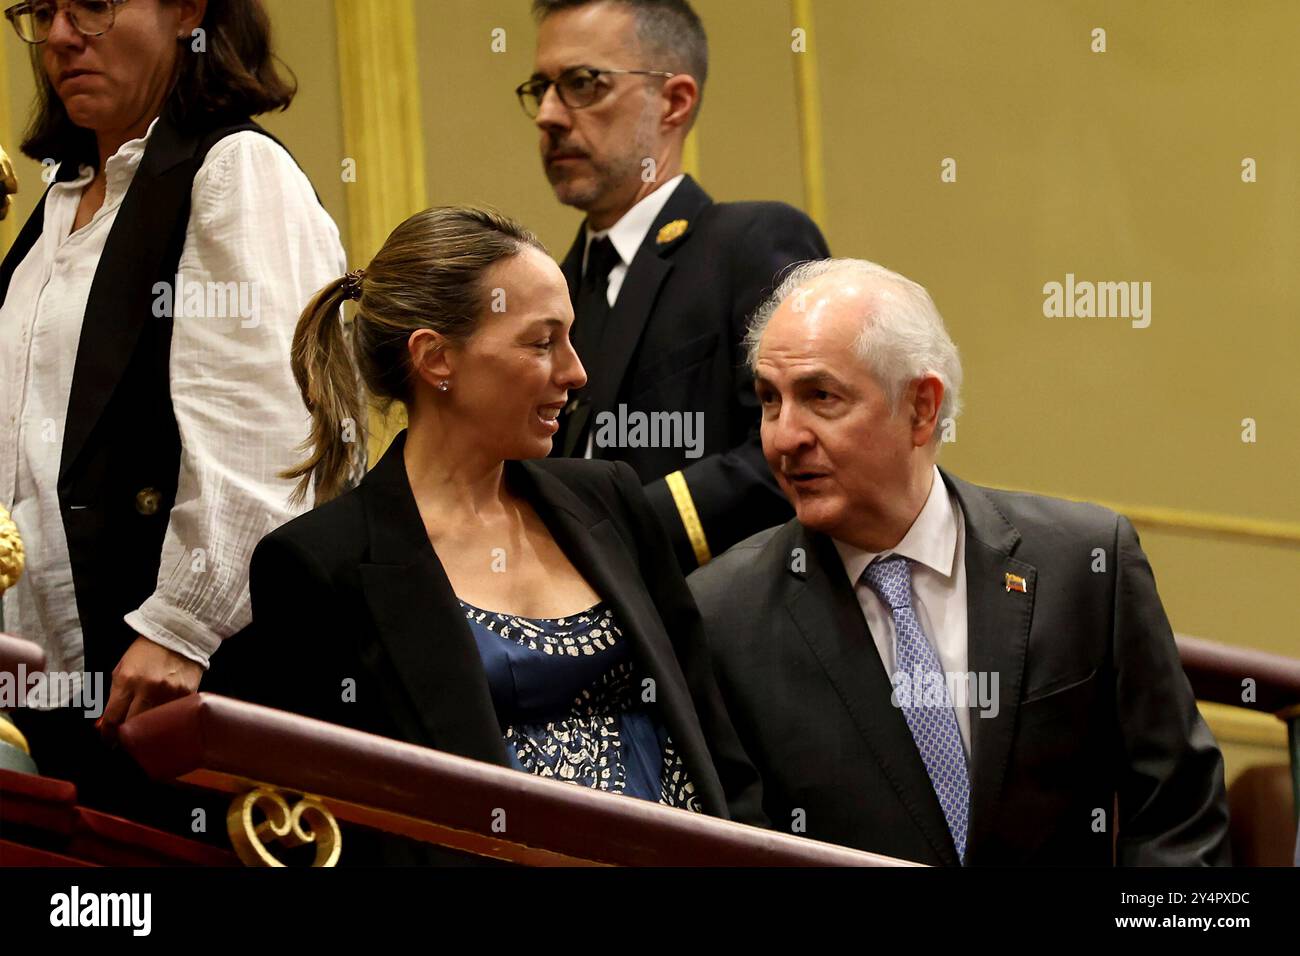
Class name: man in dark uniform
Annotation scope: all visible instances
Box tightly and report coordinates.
[520,0,830,571]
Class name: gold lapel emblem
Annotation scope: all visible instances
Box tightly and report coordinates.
[656,219,689,245]
[1004,573,1028,594]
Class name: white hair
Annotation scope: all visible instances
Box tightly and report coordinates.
[744,258,963,440]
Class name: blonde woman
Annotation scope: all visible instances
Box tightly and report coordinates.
[212,207,764,863]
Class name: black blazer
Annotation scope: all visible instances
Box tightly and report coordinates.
[688,471,1231,866]
[209,430,766,860]
[552,175,829,572]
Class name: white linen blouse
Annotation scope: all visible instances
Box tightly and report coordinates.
[0,117,347,706]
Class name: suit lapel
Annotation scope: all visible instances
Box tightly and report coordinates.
[0,189,52,308]
[559,226,583,303]
[941,471,1036,863]
[353,434,728,793]
[508,460,725,812]
[356,432,510,766]
[576,176,713,452]
[556,228,589,457]
[784,524,961,865]
[1,136,97,305]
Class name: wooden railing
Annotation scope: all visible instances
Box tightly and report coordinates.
[0,633,43,674]
[1174,634,1300,816]
[5,630,1300,864]
[116,692,912,867]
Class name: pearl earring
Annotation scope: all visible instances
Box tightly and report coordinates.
[437,381,449,393]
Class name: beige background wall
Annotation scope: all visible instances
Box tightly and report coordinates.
[806,0,1299,661]
[1,2,1295,767]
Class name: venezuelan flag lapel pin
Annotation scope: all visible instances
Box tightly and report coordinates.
[1004,573,1028,593]
[656,219,689,245]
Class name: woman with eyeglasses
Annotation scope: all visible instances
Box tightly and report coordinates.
[0,0,345,832]
[208,206,767,864]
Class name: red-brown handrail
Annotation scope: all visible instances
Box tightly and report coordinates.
[1174,633,1300,818]
[119,693,914,867]
[8,630,1300,858]
[0,633,44,674]
[1175,634,1300,714]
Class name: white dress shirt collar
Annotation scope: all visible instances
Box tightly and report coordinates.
[583,173,686,272]
[833,466,959,586]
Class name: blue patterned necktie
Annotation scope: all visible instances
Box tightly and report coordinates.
[861,555,971,862]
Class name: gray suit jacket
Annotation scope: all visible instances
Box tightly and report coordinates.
[688,469,1231,866]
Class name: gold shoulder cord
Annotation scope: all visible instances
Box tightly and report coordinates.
[664,471,711,568]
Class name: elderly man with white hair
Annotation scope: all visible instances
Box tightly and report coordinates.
[688,258,1230,866]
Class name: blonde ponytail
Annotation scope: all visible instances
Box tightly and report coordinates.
[282,276,365,506]
[282,206,547,508]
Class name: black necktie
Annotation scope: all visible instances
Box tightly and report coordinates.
[573,236,620,366]
[556,236,620,459]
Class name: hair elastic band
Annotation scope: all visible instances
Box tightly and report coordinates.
[342,269,366,301]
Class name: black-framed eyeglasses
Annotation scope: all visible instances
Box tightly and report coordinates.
[515,66,676,119]
[4,0,129,44]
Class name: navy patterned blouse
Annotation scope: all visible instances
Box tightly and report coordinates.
[459,598,700,812]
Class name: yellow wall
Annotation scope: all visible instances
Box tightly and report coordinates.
[415,0,578,259]
[0,1,1294,771]
[259,0,349,254]
[802,0,1299,659]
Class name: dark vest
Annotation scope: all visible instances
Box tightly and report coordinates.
[0,114,294,682]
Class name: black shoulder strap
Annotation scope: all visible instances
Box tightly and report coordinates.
[0,117,316,310]
[0,184,53,308]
